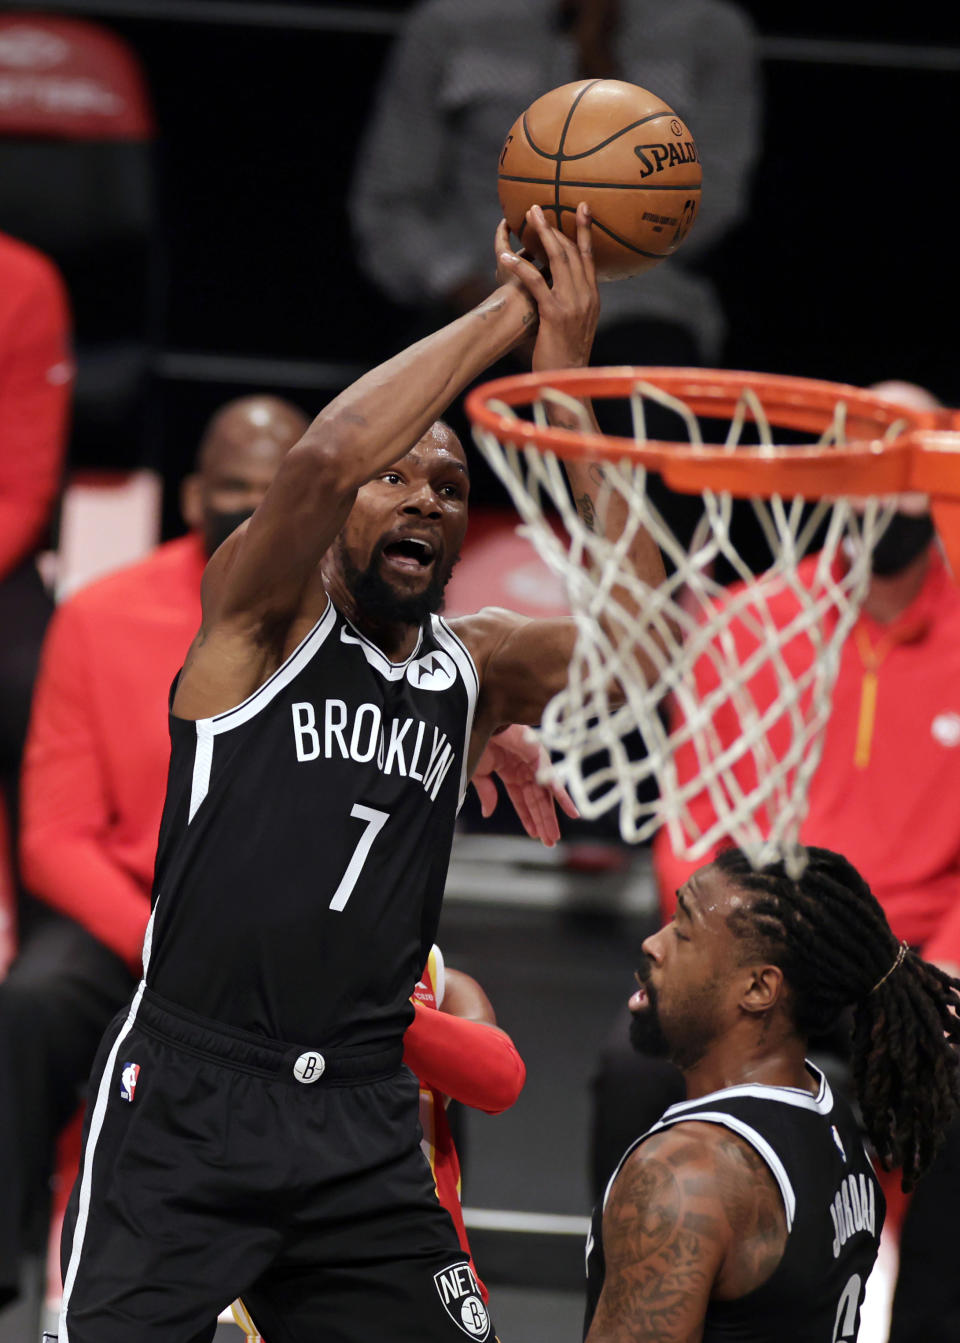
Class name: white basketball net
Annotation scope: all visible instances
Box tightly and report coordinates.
[471,380,905,877]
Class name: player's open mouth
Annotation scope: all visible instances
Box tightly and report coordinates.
[629,986,648,1011]
[381,538,437,573]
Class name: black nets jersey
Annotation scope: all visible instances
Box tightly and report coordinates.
[584,1064,884,1343]
[144,600,478,1046]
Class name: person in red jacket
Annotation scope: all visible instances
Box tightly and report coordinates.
[0,230,73,1308]
[0,231,73,954]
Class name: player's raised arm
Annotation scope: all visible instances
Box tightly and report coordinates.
[456,204,668,748]
[173,277,537,719]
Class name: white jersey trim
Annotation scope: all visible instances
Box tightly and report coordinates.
[207,598,337,730]
[339,618,424,679]
[431,615,479,807]
[648,1110,797,1231]
[658,1062,833,1120]
[58,979,147,1341]
[184,600,337,824]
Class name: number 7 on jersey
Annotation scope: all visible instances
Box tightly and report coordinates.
[328,804,390,912]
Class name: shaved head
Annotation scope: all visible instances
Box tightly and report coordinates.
[183,394,310,555]
[197,395,310,476]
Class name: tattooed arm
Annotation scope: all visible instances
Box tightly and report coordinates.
[586,1123,787,1343]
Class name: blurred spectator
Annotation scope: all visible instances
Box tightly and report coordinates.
[351,0,760,373]
[0,230,72,957]
[588,380,960,1339]
[0,396,307,1302]
[0,13,157,474]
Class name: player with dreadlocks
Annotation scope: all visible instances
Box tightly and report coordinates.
[584,845,960,1343]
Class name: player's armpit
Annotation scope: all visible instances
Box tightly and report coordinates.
[586,1130,729,1343]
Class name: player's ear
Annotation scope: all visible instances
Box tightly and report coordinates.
[739,963,785,1016]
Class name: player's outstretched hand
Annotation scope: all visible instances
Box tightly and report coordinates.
[471,724,579,847]
[498,202,599,372]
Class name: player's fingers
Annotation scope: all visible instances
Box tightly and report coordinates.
[472,774,498,818]
[528,205,576,273]
[526,786,561,846]
[495,217,512,258]
[575,202,597,289]
[499,246,551,302]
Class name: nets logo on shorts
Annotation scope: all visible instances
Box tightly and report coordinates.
[433,1262,490,1340]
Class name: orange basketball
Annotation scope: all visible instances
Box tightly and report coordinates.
[497,79,702,280]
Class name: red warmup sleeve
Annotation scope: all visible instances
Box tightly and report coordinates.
[0,245,73,579]
[403,1001,526,1114]
[20,602,152,971]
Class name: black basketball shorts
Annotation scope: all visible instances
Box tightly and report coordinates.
[54,986,496,1343]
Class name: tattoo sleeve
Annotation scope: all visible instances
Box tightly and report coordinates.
[586,1127,788,1343]
[588,1150,719,1343]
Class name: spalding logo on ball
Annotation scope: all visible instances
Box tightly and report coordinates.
[498,79,701,280]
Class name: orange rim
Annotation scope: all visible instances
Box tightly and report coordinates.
[465,367,960,501]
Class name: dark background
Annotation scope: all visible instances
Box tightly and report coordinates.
[5,0,960,534]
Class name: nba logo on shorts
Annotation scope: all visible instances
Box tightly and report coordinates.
[120,1062,140,1103]
[433,1262,490,1340]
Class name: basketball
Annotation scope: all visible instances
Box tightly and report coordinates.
[497,80,702,280]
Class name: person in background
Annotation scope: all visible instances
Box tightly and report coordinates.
[351,0,759,376]
[0,230,73,931]
[0,229,73,1310]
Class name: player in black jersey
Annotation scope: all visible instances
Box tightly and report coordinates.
[56,204,667,1343]
[584,846,960,1343]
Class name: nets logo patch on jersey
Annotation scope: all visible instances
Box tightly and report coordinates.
[433,1262,490,1339]
[120,1062,140,1102]
[407,650,457,692]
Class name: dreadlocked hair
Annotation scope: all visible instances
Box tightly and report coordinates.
[714,845,960,1190]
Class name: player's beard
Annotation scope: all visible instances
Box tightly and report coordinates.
[629,958,721,1070]
[339,537,460,627]
[628,961,671,1059]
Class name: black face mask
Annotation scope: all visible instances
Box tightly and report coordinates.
[870,512,935,577]
[202,508,256,559]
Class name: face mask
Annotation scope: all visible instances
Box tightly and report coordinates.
[203,508,256,559]
[870,512,935,577]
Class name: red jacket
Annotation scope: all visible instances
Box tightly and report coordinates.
[654,550,960,964]
[0,231,73,580]
[21,534,207,967]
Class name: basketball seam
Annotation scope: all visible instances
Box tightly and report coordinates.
[559,110,683,161]
[499,173,701,193]
[519,106,681,165]
[554,80,599,226]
